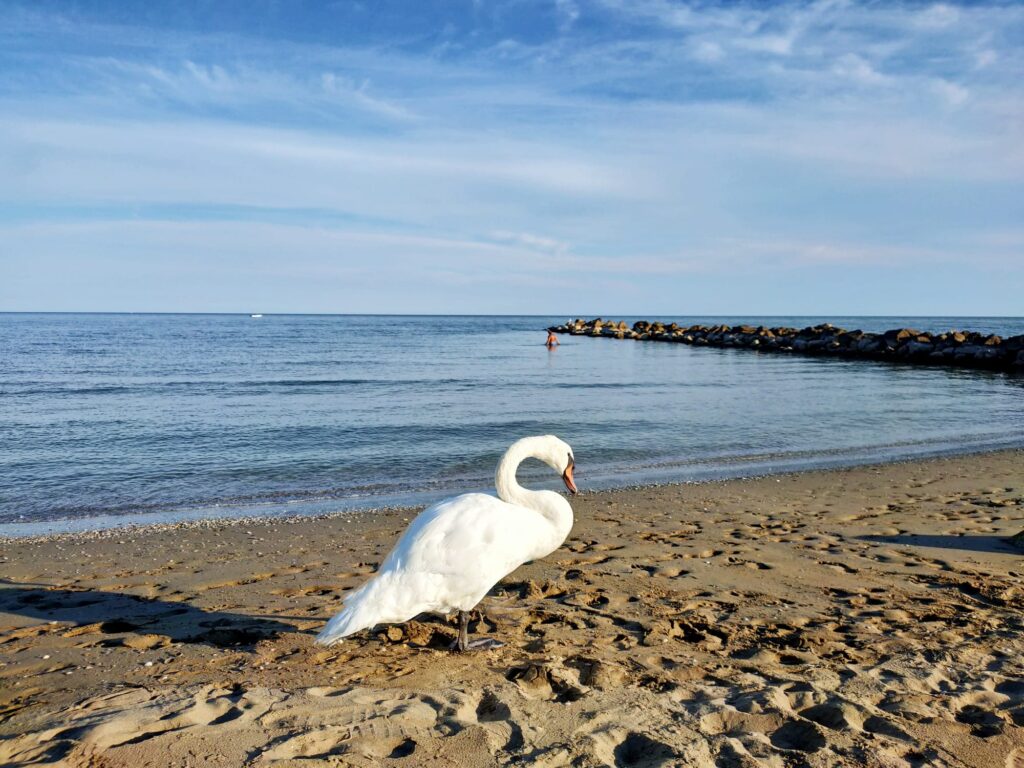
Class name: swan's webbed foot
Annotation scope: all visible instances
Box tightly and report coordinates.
[449,635,504,652]
[450,610,504,652]
[464,637,504,651]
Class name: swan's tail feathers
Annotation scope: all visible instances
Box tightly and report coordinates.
[315,605,370,647]
[315,571,419,646]
[315,581,381,646]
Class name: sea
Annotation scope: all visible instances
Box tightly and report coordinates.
[2,313,1022,537]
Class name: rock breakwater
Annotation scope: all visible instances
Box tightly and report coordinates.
[549,319,1024,372]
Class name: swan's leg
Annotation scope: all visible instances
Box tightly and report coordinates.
[458,610,470,651]
[448,610,470,651]
[451,609,503,652]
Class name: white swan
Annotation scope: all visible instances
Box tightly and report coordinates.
[315,435,577,650]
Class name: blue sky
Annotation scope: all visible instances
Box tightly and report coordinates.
[1,1,1021,314]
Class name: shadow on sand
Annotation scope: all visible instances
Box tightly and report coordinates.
[0,582,296,648]
[858,534,1022,555]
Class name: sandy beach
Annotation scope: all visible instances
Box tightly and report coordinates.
[1,451,1022,767]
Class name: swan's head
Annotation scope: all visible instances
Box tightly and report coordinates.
[533,435,577,495]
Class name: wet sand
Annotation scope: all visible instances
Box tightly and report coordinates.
[1,451,1022,767]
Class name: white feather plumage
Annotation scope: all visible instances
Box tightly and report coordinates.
[315,435,576,646]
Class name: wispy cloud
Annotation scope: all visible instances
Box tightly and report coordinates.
[0,1,1021,313]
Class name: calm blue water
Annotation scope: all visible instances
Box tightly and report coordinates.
[2,314,1023,536]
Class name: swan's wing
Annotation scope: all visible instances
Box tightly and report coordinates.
[384,493,552,579]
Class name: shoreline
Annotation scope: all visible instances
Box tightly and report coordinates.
[2,450,1023,766]
[4,443,1023,542]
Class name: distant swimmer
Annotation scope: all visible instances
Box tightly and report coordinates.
[546,331,560,349]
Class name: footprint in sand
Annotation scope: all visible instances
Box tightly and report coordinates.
[0,684,279,765]
[506,662,585,703]
[799,700,864,732]
[259,689,442,761]
[586,727,679,768]
[725,556,773,571]
[769,719,827,753]
[817,560,859,575]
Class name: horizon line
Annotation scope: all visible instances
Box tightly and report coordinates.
[2,312,1023,319]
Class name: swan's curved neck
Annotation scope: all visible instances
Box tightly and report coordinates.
[494,439,570,522]
[495,438,542,507]
[493,437,574,551]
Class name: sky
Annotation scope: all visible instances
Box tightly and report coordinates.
[0,1,1021,315]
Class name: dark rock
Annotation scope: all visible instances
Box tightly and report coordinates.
[1004,334,1024,351]
[903,340,934,356]
[884,328,918,342]
[857,337,883,353]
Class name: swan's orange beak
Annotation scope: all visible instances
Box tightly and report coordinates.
[562,461,577,495]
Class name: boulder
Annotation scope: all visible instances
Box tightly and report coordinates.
[884,328,918,343]
[1003,334,1024,351]
[903,340,934,356]
[857,337,883,353]
[954,345,985,359]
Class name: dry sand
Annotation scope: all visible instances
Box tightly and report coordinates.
[1,451,1022,767]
